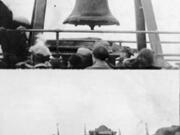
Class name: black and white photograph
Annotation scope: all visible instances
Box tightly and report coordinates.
[0,1,180,135]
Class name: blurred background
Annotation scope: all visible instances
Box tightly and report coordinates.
[0,71,179,135]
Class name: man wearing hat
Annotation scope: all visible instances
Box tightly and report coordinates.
[87,41,111,69]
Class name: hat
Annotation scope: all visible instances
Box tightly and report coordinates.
[94,40,110,49]
[29,37,52,57]
[77,47,92,56]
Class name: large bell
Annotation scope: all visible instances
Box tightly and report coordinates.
[63,0,120,30]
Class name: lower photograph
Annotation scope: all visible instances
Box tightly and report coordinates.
[0,71,179,135]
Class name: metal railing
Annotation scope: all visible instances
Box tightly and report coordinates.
[3,29,180,62]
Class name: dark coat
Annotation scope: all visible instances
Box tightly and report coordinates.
[0,1,29,68]
[0,30,29,68]
[122,58,161,69]
[0,1,13,28]
[87,61,111,69]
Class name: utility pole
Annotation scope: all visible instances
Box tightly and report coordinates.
[145,123,149,135]
[56,123,60,135]
[179,65,180,125]
[174,62,180,125]
[118,129,121,135]
[84,124,87,135]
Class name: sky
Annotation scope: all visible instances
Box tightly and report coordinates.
[0,71,179,135]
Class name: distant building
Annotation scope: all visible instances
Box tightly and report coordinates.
[89,125,116,135]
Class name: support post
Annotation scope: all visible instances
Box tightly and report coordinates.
[134,0,147,51]
[30,0,47,45]
[179,67,180,125]
[141,0,165,67]
[56,32,60,54]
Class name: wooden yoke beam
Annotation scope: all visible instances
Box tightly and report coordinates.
[134,0,147,51]
[30,0,47,45]
[141,0,165,66]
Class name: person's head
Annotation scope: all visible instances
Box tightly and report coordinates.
[29,39,52,64]
[31,54,50,65]
[50,56,66,69]
[68,54,83,69]
[137,48,154,67]
[93,40,111,52]
[77,47,93,68]
[93,45,109,61]
[155,126,180,135]
[112,43,121,53]
[81,53,93,68]
[119,46,134,58]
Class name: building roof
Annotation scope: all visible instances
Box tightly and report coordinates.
[95,125,112,132]
[89,125,116,135]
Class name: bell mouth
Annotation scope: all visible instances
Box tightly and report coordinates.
[63,16,120,30]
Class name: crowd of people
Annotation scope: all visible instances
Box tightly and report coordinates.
[0,26,175,70]
[7,38,171,70]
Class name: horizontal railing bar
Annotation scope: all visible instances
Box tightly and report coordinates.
[49,46,80,48]
[51,52,180,57]
[48,39,180,44]
[48,38,99,41]
[165,59,180,61]
[4,29,180,34]
[157,54,180,57]
[120,41,180,44]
